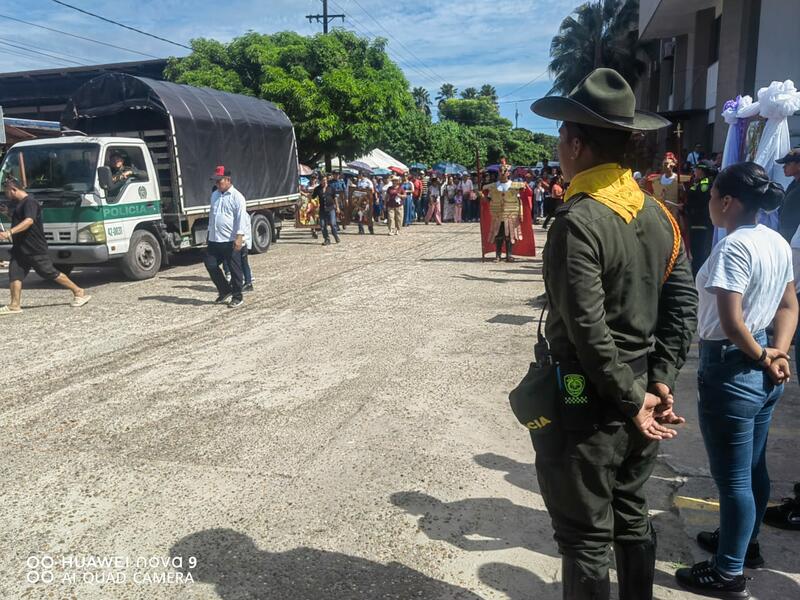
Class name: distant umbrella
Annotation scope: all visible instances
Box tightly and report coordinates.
[347,160,374,173]
[410,162,428,170]
[298,163,314,176]
[389,166,406,175]
[432,162,469,175]
[372,168,392,176]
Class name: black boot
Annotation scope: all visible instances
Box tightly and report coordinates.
[614,528,656,600]
[562,557,610,600]
[506,239,514,262]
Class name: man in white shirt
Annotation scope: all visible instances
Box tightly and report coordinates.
[205,165,247,308]
[460,174,475,221]
[686,144,703,169]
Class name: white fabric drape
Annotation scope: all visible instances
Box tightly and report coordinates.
[753,80,800,188]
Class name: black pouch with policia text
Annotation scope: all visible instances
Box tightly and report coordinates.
[509,304,603,434]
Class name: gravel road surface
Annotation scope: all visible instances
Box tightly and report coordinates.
[1,223,797,599]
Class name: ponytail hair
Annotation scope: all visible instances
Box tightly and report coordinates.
[714,162,784,212]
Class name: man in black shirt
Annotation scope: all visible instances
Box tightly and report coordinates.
[777,149,800,242]
[0,176,90,314]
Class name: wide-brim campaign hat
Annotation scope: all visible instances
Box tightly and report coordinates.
[531,68,670,132]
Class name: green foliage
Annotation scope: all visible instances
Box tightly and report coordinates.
[436,83,458,108]
[165,30,413,163]
[479,84,499,107]
[411,86,432,117]
[164,29,558,169]
[375,111,557,168]
[548,0,652,95]
[438,98,511,127]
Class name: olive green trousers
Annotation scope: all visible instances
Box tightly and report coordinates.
[531,419,658,580]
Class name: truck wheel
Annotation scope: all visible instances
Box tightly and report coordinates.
[121,229,162,280]
[54,264,74,276]
[250,213,272,254]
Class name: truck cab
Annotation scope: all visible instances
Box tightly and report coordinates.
[0,136,163,278]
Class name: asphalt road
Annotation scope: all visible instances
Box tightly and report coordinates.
[1,223,798,599]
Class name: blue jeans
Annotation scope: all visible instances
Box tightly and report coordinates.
[697,330,783,574]
[321,208,339,241]
[403,195,415,225]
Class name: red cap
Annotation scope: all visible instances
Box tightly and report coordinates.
[211,165,231,179]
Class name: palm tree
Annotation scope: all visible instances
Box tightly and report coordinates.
[436,83,458,108]
[479,84,498,106]
[461,87,479,100]
[412,86,432,117]
[548,0,650,96]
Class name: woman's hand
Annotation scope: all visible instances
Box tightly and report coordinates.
[763,347,790,365]
[766,357,791,385]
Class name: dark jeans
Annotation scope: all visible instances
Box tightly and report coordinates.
[205,241,243,301]
[321,208,339,241]
[532,416,658,581]
[698,330,782,574]
[690,226,713,277]
[223,246,252,285]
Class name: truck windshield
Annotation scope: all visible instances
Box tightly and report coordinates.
[0,143,100,196]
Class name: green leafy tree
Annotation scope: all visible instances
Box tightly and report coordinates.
[548,0,650,95]
[439,98,511,127]
[460,87,479,100]
[411,86,432,117]
[165,30,412,166]
[479,84,498,107]
[436,83,458,108]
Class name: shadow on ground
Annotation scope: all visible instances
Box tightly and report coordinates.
[138,295,215,306]
[169,528,483,599]
[390,491,556,556]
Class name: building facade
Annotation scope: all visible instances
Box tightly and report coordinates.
[637,0,800,162]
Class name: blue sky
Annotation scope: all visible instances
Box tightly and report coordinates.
[0,0,580,135]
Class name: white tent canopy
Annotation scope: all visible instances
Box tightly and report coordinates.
[353,148,409,172]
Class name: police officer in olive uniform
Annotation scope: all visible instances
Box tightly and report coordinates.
[529,69,698,600]
[685,161,717,276]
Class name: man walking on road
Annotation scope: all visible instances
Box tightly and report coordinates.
[0,176,90,315]
[313,175,341,245]
[385,176,404,236]
[529,68,698,600]
[205,166,246,308]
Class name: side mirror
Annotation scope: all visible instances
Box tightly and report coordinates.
[97,166,113,191]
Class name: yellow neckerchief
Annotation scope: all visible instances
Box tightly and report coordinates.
[564,163,644,223]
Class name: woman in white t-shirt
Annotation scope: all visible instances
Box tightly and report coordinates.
[677,162,798,598]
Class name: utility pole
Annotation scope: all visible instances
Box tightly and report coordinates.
[306,0,345,34]
[515,103,519,129]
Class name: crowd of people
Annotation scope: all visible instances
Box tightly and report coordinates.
[298,164,568,242]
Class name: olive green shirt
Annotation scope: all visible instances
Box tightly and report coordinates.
[543,193,698,418]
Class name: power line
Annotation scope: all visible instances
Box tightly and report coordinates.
[0,40,86,66]
[49,0,191,50]
[499,68,550,100]
[0,47,57,68]
[2,34,98,65]
[328,1,441,89]
[498,97,537,105]
[0,13,160,59]
[345,0,446,85]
